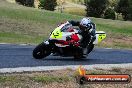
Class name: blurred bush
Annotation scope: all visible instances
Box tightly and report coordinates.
[104,8,116,20]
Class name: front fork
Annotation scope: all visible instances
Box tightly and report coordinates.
[44,40,58,54]
[44,40,49,45]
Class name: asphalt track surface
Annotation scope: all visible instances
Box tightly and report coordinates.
[0,44,132,68]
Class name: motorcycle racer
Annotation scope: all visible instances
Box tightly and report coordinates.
[68,18,96,54]
[33,18,106,59]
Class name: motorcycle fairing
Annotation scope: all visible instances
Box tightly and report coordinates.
[50,22,81,41]
[50,27,62,39]
[50,22,106,46]
[50,22,72,40]
[93,31,106,44]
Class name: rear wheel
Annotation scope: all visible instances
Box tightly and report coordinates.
[87,44,94,54]
[33,43,51,59]
[74,48,83,60]
[74,54,82,60]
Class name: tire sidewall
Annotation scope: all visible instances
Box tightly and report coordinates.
[33,43,51,59]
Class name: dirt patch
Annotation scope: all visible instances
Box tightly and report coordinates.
[41,82,78,88]
[6,0,16,3]
[98,33,132,49]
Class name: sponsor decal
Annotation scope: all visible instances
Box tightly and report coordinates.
[77,66,131,84]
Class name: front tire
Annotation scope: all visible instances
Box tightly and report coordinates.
[33,43,51,59]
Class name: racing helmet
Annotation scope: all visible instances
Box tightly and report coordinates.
[80,18,92,30]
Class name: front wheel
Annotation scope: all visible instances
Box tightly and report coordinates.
[33,43,51,59]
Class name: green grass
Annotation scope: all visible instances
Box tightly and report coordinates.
[32,75,71,83]
[0,0,132,48]
[0,76,16,83]
[0,74,72,87]
[0,32,44,44]
[0,69,132,88]
[0,2,81,23]
[95,20,132,36]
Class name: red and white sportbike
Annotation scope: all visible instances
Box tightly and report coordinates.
[33,22,106,59]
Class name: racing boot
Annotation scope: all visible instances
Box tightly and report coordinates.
[83,48,88,55]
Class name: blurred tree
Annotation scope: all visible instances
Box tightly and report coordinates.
[104,8,116,20]
[15,0,34,7]
[84,0,109,18]
[115,0,129,20]
[39,0,57,11]
[57,0,65,13]
[128,0,132,20]
[108,0,119,8]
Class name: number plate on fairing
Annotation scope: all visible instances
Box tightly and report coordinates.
[50,27,62,39]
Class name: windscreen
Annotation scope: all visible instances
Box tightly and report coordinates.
[60,23,73,32]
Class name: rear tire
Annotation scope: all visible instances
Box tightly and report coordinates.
[74,54,82,60]
[74,48,83,60]
[33,43,51,59]
[87,44,94,54]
